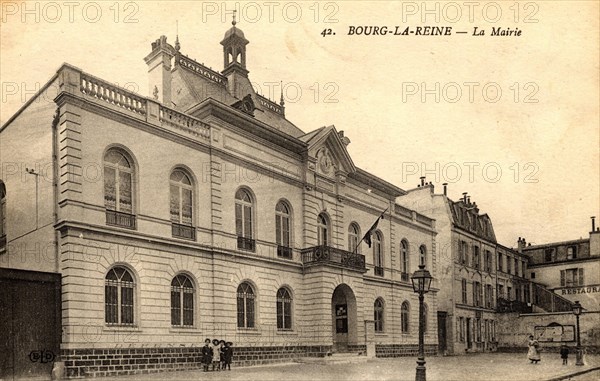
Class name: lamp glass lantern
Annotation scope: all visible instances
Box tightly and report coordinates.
[572,301,582,316]
[411,265,433,293]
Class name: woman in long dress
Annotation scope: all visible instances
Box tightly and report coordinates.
[527,335,541,364]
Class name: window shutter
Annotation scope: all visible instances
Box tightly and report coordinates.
[560,270,565,287]
[578,268,584,286]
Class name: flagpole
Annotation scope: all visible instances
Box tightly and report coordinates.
[352,207,389,255]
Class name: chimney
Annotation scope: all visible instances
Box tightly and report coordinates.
[144,35,174,106]
[467,196,471,205]
[462,192,467,203]
[420,176,426,186]
[517,237,525,253]
[592,216,596,232]
[443,183,448,196]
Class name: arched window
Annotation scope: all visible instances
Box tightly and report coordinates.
[237,282,255,328]
[419,245,427,267]
[105,266,135,325]
[235,189,255,251]
[317,213,329,246]
[401,240,409,279]
[275,201,291,258]
[171,274,194,327]
[374,298,384,332]
[373,231,384,276]
[401,301,410,333]
[170,169,195,240]
[423,303,428,332]
[348,223,360,253]
[0,182,6,242]
[276,287,293,330]
[104,148,136,229]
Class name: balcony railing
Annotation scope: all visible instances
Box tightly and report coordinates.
[374,266,384,277]
[277,245,293,259]
[300,245,366,272]
[106,210,136,230]
[237,237,256,252]
[172,223,196,241]
[401,272,409,282]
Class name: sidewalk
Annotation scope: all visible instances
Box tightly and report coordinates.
[93,353,600,381]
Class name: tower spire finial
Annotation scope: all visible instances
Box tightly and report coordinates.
[232,9,237,26]
[175,20,181,51]
[279,81,285,107]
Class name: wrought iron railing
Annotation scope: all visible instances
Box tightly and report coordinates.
[106,210,136,229]
[496,298,533,313]
[532,283,574,312]
[171,222,196,241]
[401,272,410,282]
[301,245,366,271]
[237,237,256,252]
[277,245,293,259]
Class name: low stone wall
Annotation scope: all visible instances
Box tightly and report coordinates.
[62,345,331,378]
[375,344,437,358]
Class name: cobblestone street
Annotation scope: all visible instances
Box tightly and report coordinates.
[93,353,600,381]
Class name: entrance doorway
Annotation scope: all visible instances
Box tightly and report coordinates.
[331,284,357,352]
[437,311,447,354]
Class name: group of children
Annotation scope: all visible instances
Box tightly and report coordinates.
[201,339,233,372]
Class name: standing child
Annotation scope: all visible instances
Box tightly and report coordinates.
[219,340,227,370]
[560,344,570,365]
[201,338,212,372]
[223,341,233,371]
[212,339,221,371]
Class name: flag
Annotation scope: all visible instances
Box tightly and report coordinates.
[362,209,387,248]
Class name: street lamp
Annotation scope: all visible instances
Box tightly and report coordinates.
[572,300,584,366]
[411,264,433,381]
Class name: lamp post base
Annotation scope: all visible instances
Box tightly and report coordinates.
[416,357,426,381]
[575,347,584,366]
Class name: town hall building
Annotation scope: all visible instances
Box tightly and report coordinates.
[0,22,440,379]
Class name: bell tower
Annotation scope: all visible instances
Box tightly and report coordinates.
[220,12,251,99]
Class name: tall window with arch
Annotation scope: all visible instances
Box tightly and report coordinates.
[170,169,195,240]
[0,182,6,247]
[317,213,329,246]
[237,282,255,328]
[275,201,292,259]
[374,298,384,332]
[235,188,255,251]
[419,245,427,267]
[400,239,409,281]
[104,148,136,229]
[348,223,360,253]
[401,301,410,333]
[373,231,384,276]
[276,287,293,330]
[105,266,135,325]
[171,274,194,327]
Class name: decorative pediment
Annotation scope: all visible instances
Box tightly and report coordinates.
[231,94,255,116]
[302,125,356,175]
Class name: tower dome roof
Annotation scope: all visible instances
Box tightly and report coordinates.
[224,25,245,40]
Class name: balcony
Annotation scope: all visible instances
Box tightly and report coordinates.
[237,236,256,252]
[401,272,409,282]
[301,245,366,272]
[277,245,293,259]
[172,223,196,241]
[374,266,384,277]
[496,297,533,313]
[106,210,136,230]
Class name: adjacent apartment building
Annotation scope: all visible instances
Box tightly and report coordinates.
[1,23,440,379]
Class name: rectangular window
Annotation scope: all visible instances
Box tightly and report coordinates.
[473,246,480,269]
[459,317,465,342]
[561,268,584,287]
[567,246,577,260]
[461,279,468,304]
[545,249,554,262]
[507,286,512,300]
[498,253,503,272]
